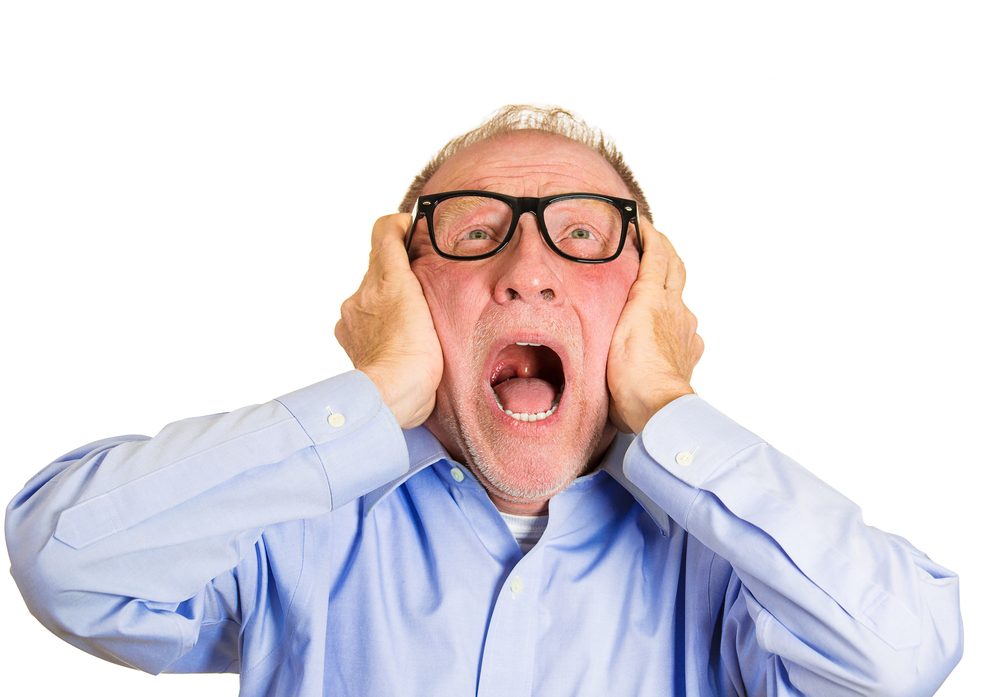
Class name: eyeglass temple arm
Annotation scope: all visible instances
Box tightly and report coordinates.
[404,208,425,252]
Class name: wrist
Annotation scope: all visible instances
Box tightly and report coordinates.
[360,364,435,429]
[360,364,400,421]
[623,384,696,434]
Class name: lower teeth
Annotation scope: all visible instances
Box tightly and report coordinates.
[492,386,563,422]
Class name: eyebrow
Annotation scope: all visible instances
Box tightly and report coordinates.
[433,195,504,231]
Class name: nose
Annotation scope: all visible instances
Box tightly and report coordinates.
[492,214,565,305]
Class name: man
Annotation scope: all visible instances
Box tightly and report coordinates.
[7,106,962,695]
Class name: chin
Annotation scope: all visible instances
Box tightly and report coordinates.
[428,328,617,506]
[429,395,615,505]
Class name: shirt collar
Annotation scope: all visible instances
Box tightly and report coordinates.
[362,425,449,515]
[361,427,650,526]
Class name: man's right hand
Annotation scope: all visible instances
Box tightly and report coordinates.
[335,214,444,429]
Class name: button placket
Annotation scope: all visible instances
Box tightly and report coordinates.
[510,576,524,595]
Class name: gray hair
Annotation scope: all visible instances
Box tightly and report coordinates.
[398,105,652,223]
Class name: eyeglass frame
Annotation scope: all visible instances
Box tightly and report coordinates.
[405,190,643,263]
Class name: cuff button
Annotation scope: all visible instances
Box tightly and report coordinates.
[675,451,693,467]
[327,412,346,428]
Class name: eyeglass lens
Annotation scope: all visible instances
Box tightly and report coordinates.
[431,196,626,260]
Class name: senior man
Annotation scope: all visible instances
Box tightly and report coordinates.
[8,106,961,696]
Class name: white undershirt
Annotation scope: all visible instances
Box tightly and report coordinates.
[498,511,549,554]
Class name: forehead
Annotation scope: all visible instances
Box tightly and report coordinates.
[423,131,632,200]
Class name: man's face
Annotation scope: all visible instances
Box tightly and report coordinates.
[409,131,641,513]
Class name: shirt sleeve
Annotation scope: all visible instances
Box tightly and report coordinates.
[5,370,408,674]
[607,395,963,697]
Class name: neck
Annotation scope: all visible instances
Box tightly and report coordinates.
[490,494,549,516]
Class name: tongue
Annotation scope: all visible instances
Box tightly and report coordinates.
[494,378,557,414]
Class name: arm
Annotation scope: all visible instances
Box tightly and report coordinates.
[608,396,962,696]
[605,222,962,695]
[7,214,441,675]
[5,371,408,674]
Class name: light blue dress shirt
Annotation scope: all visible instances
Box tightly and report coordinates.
[6,371,962,695]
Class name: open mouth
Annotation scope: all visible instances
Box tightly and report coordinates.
[489,342,565,422]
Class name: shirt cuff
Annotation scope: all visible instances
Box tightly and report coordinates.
[621,395,764,529]
[276,370,409,509]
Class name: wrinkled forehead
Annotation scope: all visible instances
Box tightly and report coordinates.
[423,131,633,200]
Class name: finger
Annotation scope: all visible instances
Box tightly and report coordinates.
[366,213,416,282]
[370,213,414,265]
[636,222,687,294]
[369,212,413,246]
[633,222,671,287]
[646,223,687,294]
[665,253,687,295]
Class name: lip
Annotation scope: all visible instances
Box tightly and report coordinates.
[482,333,572,426]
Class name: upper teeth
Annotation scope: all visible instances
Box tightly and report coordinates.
[515,342,542,347]
[492,386,564,423]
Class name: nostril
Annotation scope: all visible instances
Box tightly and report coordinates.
[500,287,555,303]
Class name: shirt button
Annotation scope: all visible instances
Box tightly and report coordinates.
[450,467,465,483]
[675,451,693,466]
[327,412,345,428]
[510,577,524,595]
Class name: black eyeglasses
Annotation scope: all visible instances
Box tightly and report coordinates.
[406,190,642,263]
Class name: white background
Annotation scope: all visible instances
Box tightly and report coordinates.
[1,2,996,694]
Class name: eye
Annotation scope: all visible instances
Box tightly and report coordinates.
[569,229,591,240]
[466,229,491,240]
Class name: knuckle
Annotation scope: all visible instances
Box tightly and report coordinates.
[372,213,399,230]
[339,297,355,318]
[390,211,413,227]
[333,319,348,346]
[373,212,411,236]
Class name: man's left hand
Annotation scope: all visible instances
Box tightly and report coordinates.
[607,221,704,434]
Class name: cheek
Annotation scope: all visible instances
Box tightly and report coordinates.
[414,260,470,321]
[577,261,638,337]
[572,263,637,388]
[609,256,640,309]
[412,260,489,365]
